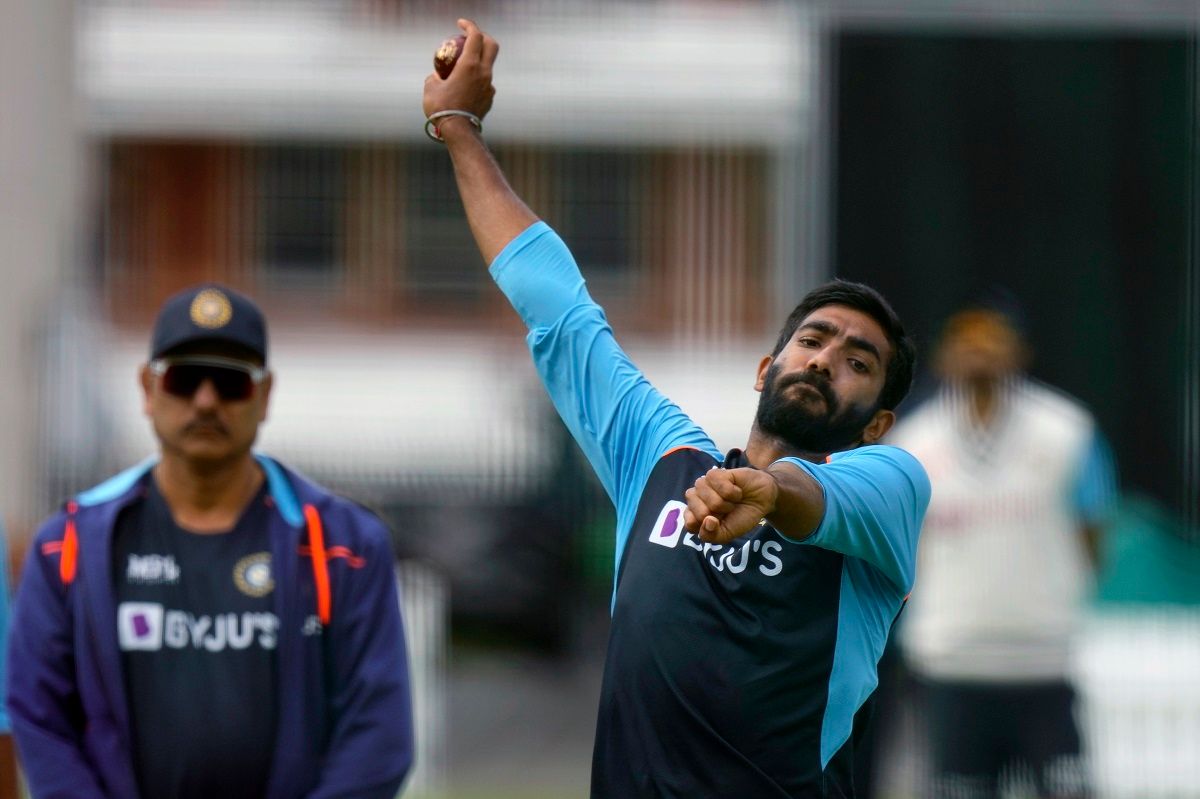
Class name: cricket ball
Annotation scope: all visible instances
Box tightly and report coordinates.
[434,34,466,79]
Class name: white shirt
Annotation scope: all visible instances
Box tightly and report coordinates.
[890,378,1115,682]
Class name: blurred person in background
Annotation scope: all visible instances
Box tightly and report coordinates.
[889,294,1117,799]
[425,20,930,797]
[6,285,413,799]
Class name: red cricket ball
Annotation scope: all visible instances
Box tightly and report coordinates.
[434,34,466,79]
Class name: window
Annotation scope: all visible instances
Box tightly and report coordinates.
[256,145,345,288]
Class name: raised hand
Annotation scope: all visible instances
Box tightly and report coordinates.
[423,18,500,126]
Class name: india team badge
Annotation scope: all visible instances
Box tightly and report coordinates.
[233,552,275,597]
[649,500,688,548]
[190,288,233,329]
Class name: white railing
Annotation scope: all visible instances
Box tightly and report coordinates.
[396,561,449,799]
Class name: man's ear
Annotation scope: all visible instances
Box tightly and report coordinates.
[257,372,274,423]
[140,363,154,416]
[860,408,896,445]
[754,355,773,392]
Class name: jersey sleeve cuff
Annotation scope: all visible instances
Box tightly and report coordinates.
[488,220,552,279]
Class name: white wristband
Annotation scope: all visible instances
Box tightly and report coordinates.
[424,110,482,143]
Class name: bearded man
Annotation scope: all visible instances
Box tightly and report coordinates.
[424,19,929,797]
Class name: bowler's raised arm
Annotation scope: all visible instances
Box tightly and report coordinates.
[422,18,537,264]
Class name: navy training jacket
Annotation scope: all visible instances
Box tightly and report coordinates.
[6,455,414,799]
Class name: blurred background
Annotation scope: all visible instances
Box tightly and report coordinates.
[2,1,1199,797]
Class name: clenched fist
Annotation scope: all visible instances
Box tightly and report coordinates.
[683,467,781,545]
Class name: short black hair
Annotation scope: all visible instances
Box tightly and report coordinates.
[770,279,916,411]
[962,284,1028,339]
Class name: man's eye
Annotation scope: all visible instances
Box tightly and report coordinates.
[850,359,868,373]
[798,337,819,347]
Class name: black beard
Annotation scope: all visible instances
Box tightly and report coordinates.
[754,363,880,454]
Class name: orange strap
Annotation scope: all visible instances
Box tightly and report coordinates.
[60,502,79,585]
[660,445,703,461]
[303,504,331,625]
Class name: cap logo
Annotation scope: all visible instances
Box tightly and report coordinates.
[190,289,233,329]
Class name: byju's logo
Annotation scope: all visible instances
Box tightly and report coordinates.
[117,602,280,652]
[119,602,165,650]
[646,502,787,577]
[649,501,688,548]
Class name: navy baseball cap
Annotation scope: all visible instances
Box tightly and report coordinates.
[150,284,268,362]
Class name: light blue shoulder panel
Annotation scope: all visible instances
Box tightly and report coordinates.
[75,457,157,507]
[255,454,304,527]
[74,453,302,531]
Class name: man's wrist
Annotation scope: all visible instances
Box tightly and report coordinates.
[762,459,823,541]
[429,110,484,144]
[434,113,482,143]
[762,463,787,517]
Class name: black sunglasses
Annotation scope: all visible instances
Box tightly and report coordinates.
[149,357,267,402]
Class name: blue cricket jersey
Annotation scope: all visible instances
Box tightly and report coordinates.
[491,222,930,798]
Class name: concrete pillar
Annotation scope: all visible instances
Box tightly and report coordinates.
[0,0,77,540]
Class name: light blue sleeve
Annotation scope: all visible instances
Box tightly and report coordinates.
[490,222,719,567]
[776,445,930,593]
[1073,430,1118,525]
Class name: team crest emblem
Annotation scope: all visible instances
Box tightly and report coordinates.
[233,552,274,597]
[190,288,233,329]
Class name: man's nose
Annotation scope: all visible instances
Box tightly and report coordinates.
[805,347,833,376]
[192,378,221,408]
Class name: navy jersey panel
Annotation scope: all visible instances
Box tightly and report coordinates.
[113,481,278,799]
[595,446,846,797]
